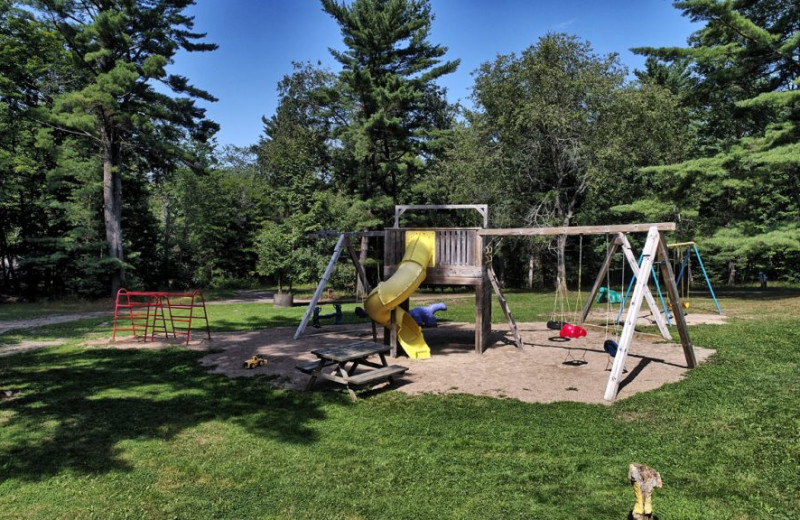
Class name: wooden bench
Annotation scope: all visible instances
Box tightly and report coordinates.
[345,365,408,386]
[296,361,323,374]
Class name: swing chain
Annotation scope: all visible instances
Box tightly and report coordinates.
[483,237,504,264]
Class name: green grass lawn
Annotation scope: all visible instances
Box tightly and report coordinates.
[1,289,799,519]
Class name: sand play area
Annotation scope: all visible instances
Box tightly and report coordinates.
[194,318,717,405]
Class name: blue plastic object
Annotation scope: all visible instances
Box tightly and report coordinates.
[596,286,622,304]
[409,302,448,327]
[603,339,618,357]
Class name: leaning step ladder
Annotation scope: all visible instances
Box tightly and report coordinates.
[486,264,524,349]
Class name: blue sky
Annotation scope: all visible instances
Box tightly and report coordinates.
[171,1,699,148]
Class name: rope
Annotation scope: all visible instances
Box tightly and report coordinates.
[604,234,611,341]
[573,235,583,322]
[686,250,691,306]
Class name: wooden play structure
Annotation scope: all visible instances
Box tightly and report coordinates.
[295,205,697,401]
[295,205,520,357]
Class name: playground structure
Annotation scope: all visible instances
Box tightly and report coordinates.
[294,205,697,401]
[669,241,723,314]
[409,302,447,327]
[112,289,211,345]
[295,205,521,360]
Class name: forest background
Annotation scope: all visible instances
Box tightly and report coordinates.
[1,0,798,300]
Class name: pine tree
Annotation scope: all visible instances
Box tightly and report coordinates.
[321,0,458,211]
[26,0,218,295]
[634,0,800,282]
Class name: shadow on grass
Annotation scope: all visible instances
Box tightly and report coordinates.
[0,346,326,482]
[702,287,800,300]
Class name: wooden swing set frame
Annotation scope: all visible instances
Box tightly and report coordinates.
[295,205,694,402]
[479,223,694,401]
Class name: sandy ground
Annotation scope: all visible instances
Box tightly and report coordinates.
[0,293,720,404]
[193,318,716,405]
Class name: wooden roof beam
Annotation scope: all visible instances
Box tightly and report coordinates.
[478,222,676,237]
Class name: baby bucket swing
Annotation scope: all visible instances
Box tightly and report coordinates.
[558,235,589,365]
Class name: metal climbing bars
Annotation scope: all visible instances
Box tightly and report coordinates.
[112,289,211,344]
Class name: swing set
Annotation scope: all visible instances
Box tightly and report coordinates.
[668,241,723,315]
[546,235,590,364]
[610,240,722,323]
[537,226,697,395]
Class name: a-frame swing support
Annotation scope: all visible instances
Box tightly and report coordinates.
[578,233,671,341]
[603,227,696,401]
[294,233,375,340]
[670,241,723,315]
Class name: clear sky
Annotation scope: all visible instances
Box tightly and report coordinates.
[171,0,699,148]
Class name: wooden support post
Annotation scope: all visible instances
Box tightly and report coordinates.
[657,236,696,368]
[579,236,620,324]
[617,234,671,341]
[475,271,492,354]
[295,234,346,339]
[605,227,660,402]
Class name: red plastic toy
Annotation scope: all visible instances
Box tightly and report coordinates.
[559,323,587,339]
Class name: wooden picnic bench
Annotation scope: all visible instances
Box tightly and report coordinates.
[296,341,408,400]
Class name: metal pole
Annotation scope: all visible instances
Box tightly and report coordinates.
[693,244,723,315]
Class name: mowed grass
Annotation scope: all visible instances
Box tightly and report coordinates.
[0,289,799,519]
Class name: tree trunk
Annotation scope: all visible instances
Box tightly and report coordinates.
[556,233,568,294]
[727,260,736,285]
[527,253,535,289]
[162,195,172,287]
[102,132,125,296]
[356,235,369,298]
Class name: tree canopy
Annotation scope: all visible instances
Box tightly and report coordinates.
[2,0,799,300]
[321,0,458,212]
[633,0,800,281]
[24,0,219,295]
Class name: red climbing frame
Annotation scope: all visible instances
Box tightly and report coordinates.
[112,290,169,342]
[112,289,211,345]
[162,291,211,345]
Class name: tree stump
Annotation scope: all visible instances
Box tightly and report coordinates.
[629,463,662,520]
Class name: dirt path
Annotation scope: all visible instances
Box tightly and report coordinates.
[0,311,110,335]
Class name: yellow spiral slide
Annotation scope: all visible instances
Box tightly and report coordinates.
[363,231,434,359]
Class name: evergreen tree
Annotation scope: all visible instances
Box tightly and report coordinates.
[26,0,219,295]
[321,0,458,214]
[634,0,800,282]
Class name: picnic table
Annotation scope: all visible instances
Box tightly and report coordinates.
[297,341,408,400]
